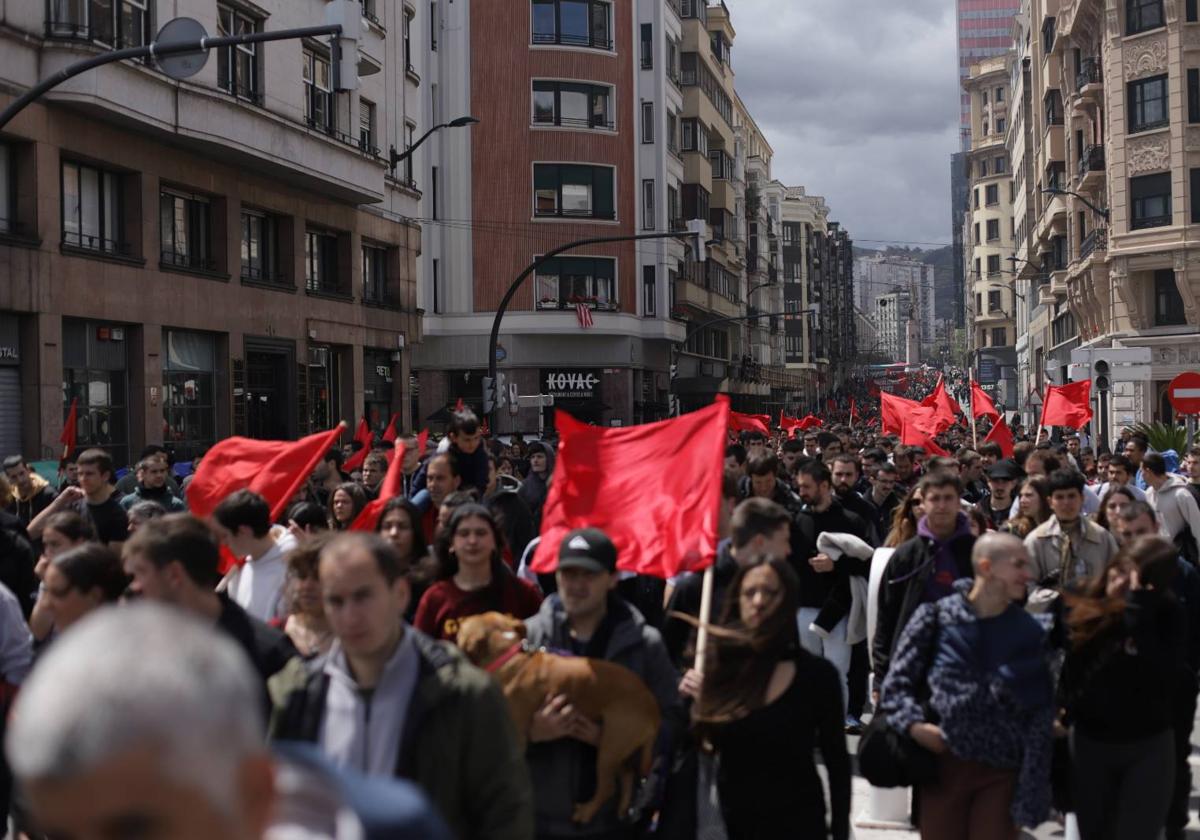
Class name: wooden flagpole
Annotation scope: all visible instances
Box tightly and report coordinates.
[969,383,978,449]
[693,565,715,678]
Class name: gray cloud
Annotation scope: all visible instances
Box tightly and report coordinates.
[729,0,961,246]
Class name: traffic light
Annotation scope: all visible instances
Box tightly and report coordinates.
[325,0,360,91]
[495,372,508,410]
[482,376,496,414]
[1093,359,1110,393]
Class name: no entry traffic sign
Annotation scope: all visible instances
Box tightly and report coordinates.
[1168,371,1200,416]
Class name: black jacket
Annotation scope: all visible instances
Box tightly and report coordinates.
[790,500,871,611]
[0,511,37,618]
[662,541,737,668]
[871,529,975,684]
[216,593,297,715]
[737,476,801,513]
[836,489,881,546]
[486,487,536,563]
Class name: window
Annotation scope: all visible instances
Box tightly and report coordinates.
[362,244,388,305]
[531,81,612,129]
[642,179,655,230]
[217,5,259,100]
[991,327,1008,346]
[996,117,1006,135]
[987,254,1001,274]
[1131,172,1172,229]
[985,184,999,205]
[1190,0,1198,22]
[709,150,734,180]
[431,166,438,219]
[430,1,438,50]
[404,10,414,70]
[160,190,212,270]
[1190,69,1200,123]
[979,158,989,176]
[988,290,1002,311]
[531,0,613,50]
[533,164,615,219]
[0,144,10,234]
[640,23,652,69]
[681,118,707,154]
[973,188,979,210]
[666,112,678,153]
[679,52,733,125]
[1127,0,1164,34]
[1155,268,1187,325]
[641,101,654,143]
[666,37,680,84]
[535,256,616,308]
[983,91,989,106]
[1192,168,1200,222]
[667,184,680,226]
[305,229,343,295]
[48,0,150,47]
[1128,75,1168,133]
[996,87,1005,103]
[360,0,378,22]
[994,156,1007,174]
[1044,90,1063,125]
[974,222,980,244]
[303,49,334,132]
[61,161,124,254]
[643,265,656,316]
[975,258,981,278]
[986,219,1000,241]
[162,330,217,463]
[975,292,982,313]
[240,209,281,284]
[682,183,709,225]
[359,99,377,154]
[403,122,417,186]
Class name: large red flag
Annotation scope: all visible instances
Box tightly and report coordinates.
[849,397,859,423]
[920,378,961,433]
[188,425,346,523]
[342,416,374,472]
[350,440,407,531]
[531,400,729,578]
[729,411,771,436]
[984,416,1015,457]
[880,391,923,435]
[1040,380,1093,429]
[779,412,803,437]
[380,414,401,463]
[900,416,950,456]
[797,415,823,430]
[59,397,78,468]
[970,380,1000,422]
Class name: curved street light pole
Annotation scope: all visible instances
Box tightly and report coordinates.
[389,115,478,170]
[1042,187,1110,221]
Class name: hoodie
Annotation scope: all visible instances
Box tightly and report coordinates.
[1147,474,1200,561]
[4,472,56,526]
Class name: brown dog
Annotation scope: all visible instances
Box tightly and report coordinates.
[456,611,661,825]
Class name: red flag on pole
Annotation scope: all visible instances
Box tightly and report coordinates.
[984,416,1015,457]
[1039,380,1093,430]
[59,397,78,467]
[849,397,859,422]
[380,414,401,464]
[880,391,924,435]
[530,399,729,579]
[920,377,961,433]
[575,301,595,329]
[729,411,771,436]
[970,380,1000,422]
[350,440,407,531]
[342,416,374,472]
[900,416,950,456]
[797,415,823,430]
[780,412,802,437]
[188,425,346,523]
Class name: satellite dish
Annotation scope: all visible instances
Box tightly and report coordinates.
[154,17,209,81]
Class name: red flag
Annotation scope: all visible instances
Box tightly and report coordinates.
[189,426,345,524]
[920,378,960,433]
[779,412,803,437]
[59,397,78,466]
[342,416,374,472]
[984,416,1015,457]
[880,391,923,435]
[350,441,407,531]
[970,380,1000,422]
[849,398,859,422]
[826,398,837,414]
[900,416,950,456]
[867,380,881,397]
[797,415,823,430]
[530,399,728,578]
[575,301,595,329]
[417,429,430,459]
[729,411,771,435]
[381,413,399,443]
[1040,380,1093,429]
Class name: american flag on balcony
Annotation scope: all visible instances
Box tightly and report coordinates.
[575,301,594,329]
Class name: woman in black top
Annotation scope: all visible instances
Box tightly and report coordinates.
[1061,535,1187,840]
[693,556,850,840]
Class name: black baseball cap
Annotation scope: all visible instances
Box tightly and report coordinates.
[557,528,617,574]
[985,459,1024,481]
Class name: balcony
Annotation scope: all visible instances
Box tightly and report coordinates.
[532,31,614,51]
[1076,57,1102,101]
[1077,144,1104,190]
[1079,227,1107,261]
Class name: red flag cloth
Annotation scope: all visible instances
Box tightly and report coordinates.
[880,391,923,435]
[970,380,1000,422]
[849,398,859,422]
[350,441,407,531]
[575,301,595,329]
[920,378,961,433]
[530,400,729,578]
[779,412,803,437]
[382,414,399,443]
[900,417,950,457]
[867,380,881,397]
[188,426,345,523]
[984,416,1015,457]
[342,417,374,472]
[826,398,837,414]
[797,415,823,430]
[729,411,771,435]
[417,429,430,459]
[1040,379,1093,430]
[59,397,78,465]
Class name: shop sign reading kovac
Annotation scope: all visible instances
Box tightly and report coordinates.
[543,369,601,399]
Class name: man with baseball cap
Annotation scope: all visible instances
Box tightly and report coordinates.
[980,460,1023,529]
[523,527,679,839]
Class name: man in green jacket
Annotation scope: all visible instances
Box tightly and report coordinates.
[269,532,533,840]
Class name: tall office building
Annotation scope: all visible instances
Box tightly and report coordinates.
[956,0,1021,150]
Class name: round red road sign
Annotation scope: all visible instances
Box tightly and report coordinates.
[1168,371,1200,416]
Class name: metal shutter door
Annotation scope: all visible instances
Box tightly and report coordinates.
[0,368,21,459]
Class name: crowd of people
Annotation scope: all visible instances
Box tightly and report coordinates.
[0,399,1198,839]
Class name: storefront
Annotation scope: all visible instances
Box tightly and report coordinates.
[162,329,218,462]
[62,318,130,469]
[306,344,345,434]
[540,368,610,429]
[363,348,396,434]
[0,315,21,459]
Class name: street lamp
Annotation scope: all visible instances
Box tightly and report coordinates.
[1041,187,1109,221]
[389,115,479,171]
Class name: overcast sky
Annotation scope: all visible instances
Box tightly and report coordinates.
[730,0,960,249]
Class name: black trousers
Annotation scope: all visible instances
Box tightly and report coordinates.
[848,640,868,718]
[1168,684,1198,839]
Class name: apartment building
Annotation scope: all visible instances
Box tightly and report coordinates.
[853,253,938,356]
[0,0,421,464]
[965,55,1020,410]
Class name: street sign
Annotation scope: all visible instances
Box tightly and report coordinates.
[1168,371,1200,416]
[153,17,209,80]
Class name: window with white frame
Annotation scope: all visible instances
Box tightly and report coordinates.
[217,5,260,100]
[642,179,655,230]
[303,48,334,132]
[535,256,617,308]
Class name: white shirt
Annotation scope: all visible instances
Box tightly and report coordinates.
[229,528,297,623]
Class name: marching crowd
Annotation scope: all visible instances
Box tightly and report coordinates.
[0,400,1199,839]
